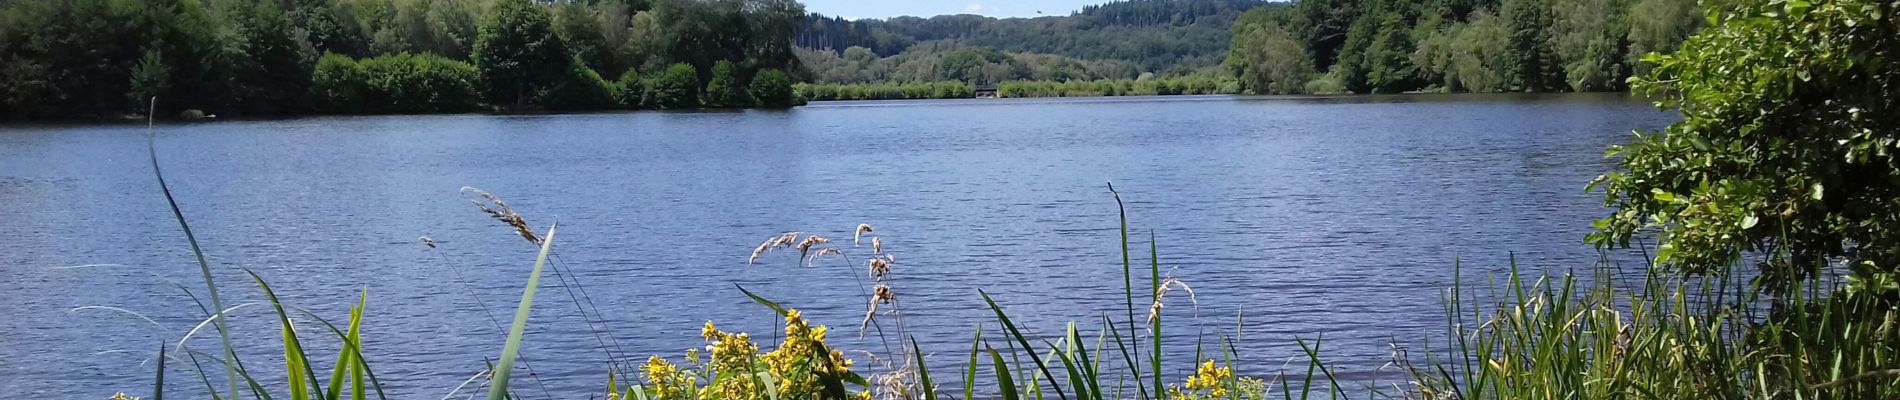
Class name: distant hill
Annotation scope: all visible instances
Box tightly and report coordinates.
[797,0,1273,72]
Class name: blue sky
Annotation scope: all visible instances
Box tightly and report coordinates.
[800,0,1109,19]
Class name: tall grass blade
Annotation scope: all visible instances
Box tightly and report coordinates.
[249,270,327,400]
[154,341,166,400]
[1147,232,1161,398]
[487,223,559,400]
[1107,183,1147,400]
[911,338,937,400]
[980,290,1071,400]
[990,346,1022,400]
[146,96,243,399]
[736,284,791,317]
[965,329,982,400]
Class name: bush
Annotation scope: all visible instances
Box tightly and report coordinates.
[748,69,796,108]
[613,70,643,108]
[1593,0,1900,291]
[544,55,617,111]
[312,53,479,114]
[650,63,699,109]
[703,60,744,108]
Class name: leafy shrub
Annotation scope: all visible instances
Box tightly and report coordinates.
[544,55,618,111]
[312,52,479,114]
[748,69,796,108]
[650,63,700,109]
[613,69,643,108]
[703,60,744,108]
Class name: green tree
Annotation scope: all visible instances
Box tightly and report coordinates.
[1501,0,1563,91]
[704,59,743,107]
[1623,0,1698,76]
[650,62,700,109]
[472,0,569,107]
[546,55,618,111]
[1227,23,1314,94]
[129,49,171,109]
[1550,0,1631,91]
[748,68,796,108]
[1592,0,1900,292]
[230,1,314,115]
[312,53,367,113]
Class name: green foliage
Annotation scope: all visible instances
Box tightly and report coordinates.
[795,41,1148,86]
[800,0,1268,72]
[312,52,480,114]
[995,76,1239,98]
[1624,0,1699,76]
[795,81,973,100]
[703,60,744,108]
[1412,11,1516,92]
[545,55,620,111]
[650,62,700,109]
[1227,23,1314,94]
[613,69,645,108]
[1227,0,1702,94]
[1592,0,1900,292]
[230,1,315,115]
[473,0,569,107]
[129,49,171,109]
[748,68,797,108]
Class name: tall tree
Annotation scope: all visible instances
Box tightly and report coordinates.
[473,0,569,107]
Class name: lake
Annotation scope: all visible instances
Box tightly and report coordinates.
[0,94,1676,398]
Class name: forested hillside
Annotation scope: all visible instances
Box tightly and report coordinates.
[798,0,1269,74]
[0,0,806,119]
[1225,0,1703,94]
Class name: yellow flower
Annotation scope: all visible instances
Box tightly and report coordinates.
[644,355,688,399]
[1183,359,1233,398]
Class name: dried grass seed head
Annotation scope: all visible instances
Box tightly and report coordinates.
[461,186,541,245]
[868,257,891,280]
[1147,277,1197,326]
[749,232,801,264]
[797,235,832,260]
[854,224,873,245]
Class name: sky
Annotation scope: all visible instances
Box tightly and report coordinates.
[799,0,1110,19]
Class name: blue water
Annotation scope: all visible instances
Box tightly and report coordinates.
[0,94,1675,398]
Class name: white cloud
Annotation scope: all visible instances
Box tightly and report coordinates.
[964,4,985,14]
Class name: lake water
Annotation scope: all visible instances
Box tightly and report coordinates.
[0,94,1675,398]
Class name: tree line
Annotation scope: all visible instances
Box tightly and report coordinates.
[1225,0,1703,94]
[0,0,805,119]
[797,0,1264,73]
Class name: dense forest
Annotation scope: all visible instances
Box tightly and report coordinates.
[1224,0,1703,94]
[795,0,1268,79]
[0,0,1713,117]
[0,0,806,119]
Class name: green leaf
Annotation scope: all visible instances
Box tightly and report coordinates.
[1652,189,1679,203]
[989,346,1021,400]
[736,284,790,317]
[911,338,936,400]
[1742,215,1760,229]
[1810,183,1825,200]
[980,290,1071,400]
[487,223,558,400]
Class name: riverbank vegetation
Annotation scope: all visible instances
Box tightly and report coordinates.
[1224,0,1704,94]
[0,0,805,119]
[89,0,1900,398]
